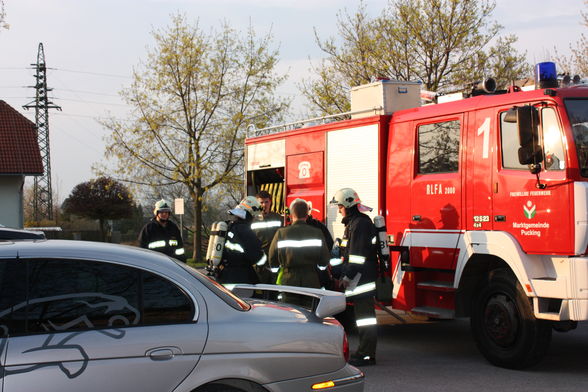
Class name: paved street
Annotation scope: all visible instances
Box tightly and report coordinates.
[348,313,588,391]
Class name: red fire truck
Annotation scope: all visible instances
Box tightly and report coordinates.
[244,63,588,368]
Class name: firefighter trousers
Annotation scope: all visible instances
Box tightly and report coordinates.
[353,295,377,359]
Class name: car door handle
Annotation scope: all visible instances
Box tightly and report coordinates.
[146,347,179,361]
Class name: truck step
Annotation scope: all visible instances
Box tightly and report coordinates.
[411,306,455,319]
[417,281,455,292]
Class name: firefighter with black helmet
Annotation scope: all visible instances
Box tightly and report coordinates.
[330,187,378,367]
[138,199,186,262]
[217,196,265,287]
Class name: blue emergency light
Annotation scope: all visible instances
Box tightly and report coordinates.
[534,62,558,89]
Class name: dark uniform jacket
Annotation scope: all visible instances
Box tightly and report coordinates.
[219,219,264,285]
[269,220,330,288]
[251,211,283,283]
[340,207,378,298]
[306,216,335,289]
[138,218,186,262]
[252,211,283,254]
[306,216,334,251]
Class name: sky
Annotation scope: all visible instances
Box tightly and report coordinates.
[0,0,586,202]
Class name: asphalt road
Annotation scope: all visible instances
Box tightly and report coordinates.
[347,316,588,392]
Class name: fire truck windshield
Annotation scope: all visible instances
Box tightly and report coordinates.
[566,99,588,177]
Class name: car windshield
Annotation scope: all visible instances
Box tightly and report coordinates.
[178,262,251,311]
[566,99,588,177]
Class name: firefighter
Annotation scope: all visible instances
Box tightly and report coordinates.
[268,198,330,306]
[217,196,265,287]
[138,199,186,262]
[304,200,335,289]
[252,190,283,283]
[330,188,378,367]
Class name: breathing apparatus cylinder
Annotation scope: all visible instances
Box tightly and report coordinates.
[373,215,389,270]
[205,222,216,264]
[206,221,228,267]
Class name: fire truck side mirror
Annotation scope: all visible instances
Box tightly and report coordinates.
[513,106,540,147]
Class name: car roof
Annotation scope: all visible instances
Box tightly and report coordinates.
[0,239,184,277]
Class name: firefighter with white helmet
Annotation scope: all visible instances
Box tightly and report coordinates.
[138,199,186,262]
[330,187,378,366]
[217,196,265,286]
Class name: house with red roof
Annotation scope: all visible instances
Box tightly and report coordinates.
[0,100,43,228]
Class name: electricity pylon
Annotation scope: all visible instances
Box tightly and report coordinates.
[23,43,61,222]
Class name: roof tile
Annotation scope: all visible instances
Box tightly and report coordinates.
[0,100,43,175]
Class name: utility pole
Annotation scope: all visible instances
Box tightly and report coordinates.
[23,43,61,222]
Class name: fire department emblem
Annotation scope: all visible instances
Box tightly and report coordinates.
[523,201,536,219]
[298,161,311,179]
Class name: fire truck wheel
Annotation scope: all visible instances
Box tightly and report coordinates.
[470,270,552,369]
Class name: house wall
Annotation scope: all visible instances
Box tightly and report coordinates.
[0,175,24,228]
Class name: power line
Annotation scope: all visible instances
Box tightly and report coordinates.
[54,88,120,97]
[1,66,131,79]
[52,112,116,120]
[53,67,131,79]
[53,97,129,107]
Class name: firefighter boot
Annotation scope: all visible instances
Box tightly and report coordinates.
[349,354,376,367]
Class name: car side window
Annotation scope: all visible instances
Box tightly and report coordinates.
[500,111,528,170]
[0,260,27,337]
[541,107,566,171]
[417,120,460,174]
[4,259,195,336]
[500,108,566,171]
[27,259,141,333]
[142,272,194,325]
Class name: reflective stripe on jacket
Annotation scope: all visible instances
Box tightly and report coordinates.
[219,219,263,285]
[251,211,283,255]
[138,218,186,262]
[269,220,330,288]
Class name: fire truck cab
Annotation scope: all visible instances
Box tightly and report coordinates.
[245,63,588,368]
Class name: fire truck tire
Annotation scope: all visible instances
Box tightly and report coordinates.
[470,269,552,369]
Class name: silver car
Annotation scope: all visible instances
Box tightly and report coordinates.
[0,238,364,392]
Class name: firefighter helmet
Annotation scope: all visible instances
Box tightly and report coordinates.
[330,188,361,208]
[153,199,172,215]
[229,196,262,219]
